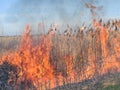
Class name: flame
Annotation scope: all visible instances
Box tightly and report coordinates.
[1,25,56,88]
[1,20,120,89]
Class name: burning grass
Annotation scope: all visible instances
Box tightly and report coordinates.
[0,19,120,89]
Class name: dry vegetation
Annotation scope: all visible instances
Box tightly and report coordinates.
[0,19,120,90]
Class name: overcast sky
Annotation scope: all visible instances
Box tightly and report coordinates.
[0,0,120,35]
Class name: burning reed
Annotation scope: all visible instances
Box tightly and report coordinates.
[0,19,120,90]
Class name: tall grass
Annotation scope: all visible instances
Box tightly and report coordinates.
[0,19,120,89]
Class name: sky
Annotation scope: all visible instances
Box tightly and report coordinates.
[0,0,120,35]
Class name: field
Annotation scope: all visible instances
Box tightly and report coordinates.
[0,20,120,90]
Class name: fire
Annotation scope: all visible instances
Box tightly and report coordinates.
[0,20,120,89]
[0,25,56,88]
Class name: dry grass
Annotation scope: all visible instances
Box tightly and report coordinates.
[0,19,120,89]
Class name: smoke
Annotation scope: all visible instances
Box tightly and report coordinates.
[9,0,93,24]
[5,0,104,35]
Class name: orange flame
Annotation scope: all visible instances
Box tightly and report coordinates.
[1,25,56,88]
[1,21,120,89]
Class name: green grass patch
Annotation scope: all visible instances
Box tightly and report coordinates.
[102,84,120,90]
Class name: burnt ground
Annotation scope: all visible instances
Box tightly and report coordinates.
[52,72,120,90]
[1,61,120,90]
